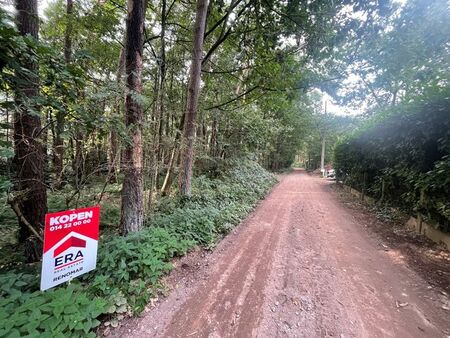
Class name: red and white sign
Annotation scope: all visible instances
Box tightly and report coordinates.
[40,206,100,291]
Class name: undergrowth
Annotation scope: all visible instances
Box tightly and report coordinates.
[0,159,276,337]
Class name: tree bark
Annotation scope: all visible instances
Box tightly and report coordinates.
[63,0,73,64]
[53,0,73,188]
[53,109,65,187]
[14,0,47,262]
[178,0,209,197]
[120,0,146,235]
[161,112,185,196]
[153,0,167,192]
[210,117,217,157]
[73,126,84,188]
[108,45,126,183]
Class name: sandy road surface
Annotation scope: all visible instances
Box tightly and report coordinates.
[111,170,449,338]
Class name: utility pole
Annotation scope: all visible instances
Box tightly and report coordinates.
[320,137,325,176]
[320,101,327,177]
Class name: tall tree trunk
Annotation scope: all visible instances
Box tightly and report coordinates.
[74,128,84,187]
[209,118,216,157]
[53,109,65,187]
[109,45,126,183]
[160,112,185,196]
[53,0,73,188]
[108,126,119,182]
[120,0,145,235]
[63,0,73,65]
[178,0,208,197]
[153,0,167,192]
[147,0,168,209]
[13,0,47,262]
[5,93,10,143]
[73,90,85,187]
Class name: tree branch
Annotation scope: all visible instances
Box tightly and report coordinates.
[204,0,244,38]
[205,85,259,110]
[8,193,44,242]
[202,27,233,65]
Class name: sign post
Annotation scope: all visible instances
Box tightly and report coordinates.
[40,206,100,291]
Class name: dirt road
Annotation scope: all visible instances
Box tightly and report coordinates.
[111,170,449,338]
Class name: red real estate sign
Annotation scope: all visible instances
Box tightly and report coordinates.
[40,206,100,291]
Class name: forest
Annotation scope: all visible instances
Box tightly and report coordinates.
[0,0,449,336]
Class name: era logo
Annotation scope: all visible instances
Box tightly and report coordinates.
[54,250,84,267]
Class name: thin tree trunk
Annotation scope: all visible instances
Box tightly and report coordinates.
[178,0,209,197]
[120,0,146,235]
[148,73,159,209]
[53,0,73,188]
[148,1,168,205]
[391,89,398,107]
[160,147,176,195]
[109,45,126,183]
[63,0,73,64]
[161,113,185,195]
[109,126,119,182]
[153,0,167,192]
[73,126,84,188]
[210,117,217,157]
[53,108,65,187]
[14,0,47,262]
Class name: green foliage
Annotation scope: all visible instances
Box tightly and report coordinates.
[151,158,277,247]
[0,271,40,296]
[46,182,122,228]
[0,225,195,335]
[0,283,107,338]
[334,0,450,112]
[88,227,194,313]
[0,159,275,336]
[298,101,359,171]
[335,90,450,231]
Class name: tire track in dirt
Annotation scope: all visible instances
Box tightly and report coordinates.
[111,170,450,338]
[164,183,291,337]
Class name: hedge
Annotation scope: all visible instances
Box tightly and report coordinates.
[334,90,450,232]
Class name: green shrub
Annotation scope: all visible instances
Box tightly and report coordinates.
[0,228,194,337]
[0,283,107,338]
[335,91,450,231]
[151,158,277,247]
[0,158,276,337]
[89,227,195,312]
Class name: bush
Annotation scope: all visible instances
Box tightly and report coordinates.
[0,158,276,337]
[335,91,450,231]
[88,227,194,312]
[151,158,277,246]
[0,281,107,338]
